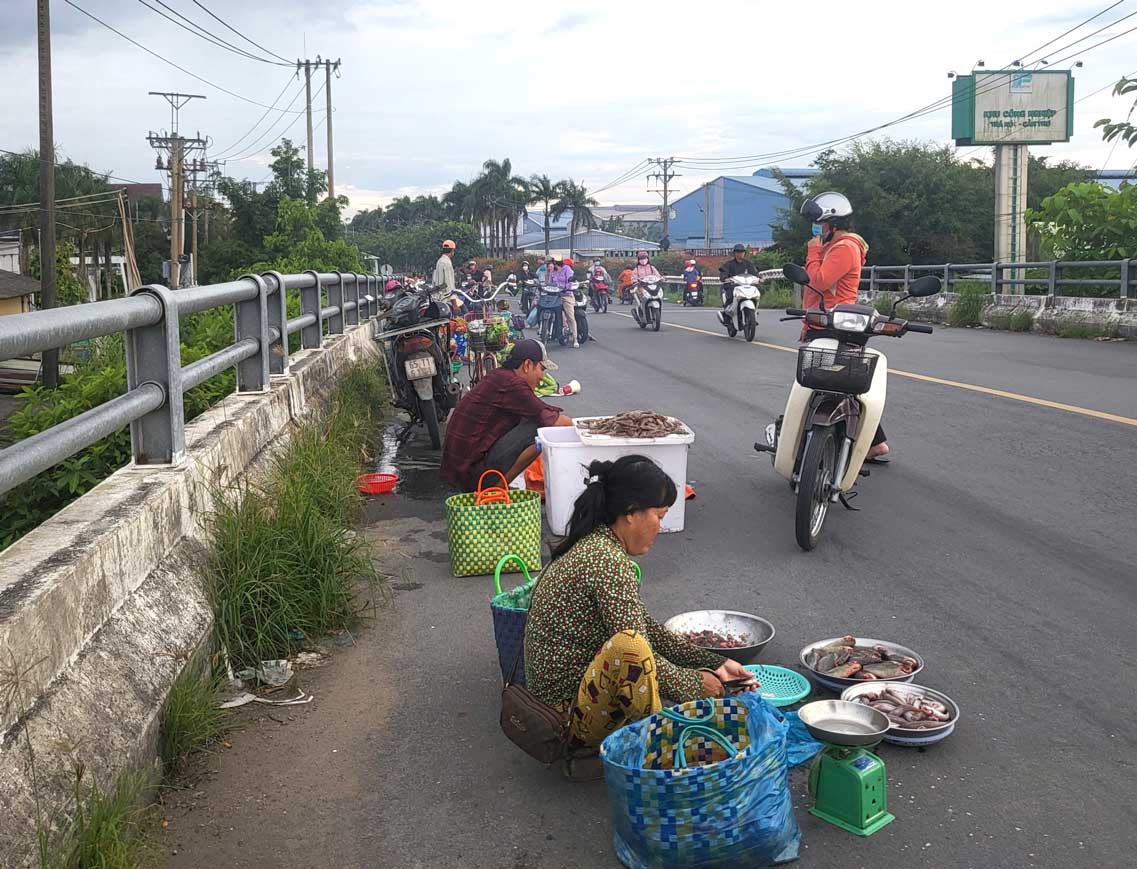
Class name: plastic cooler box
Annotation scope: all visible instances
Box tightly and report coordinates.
[537,416,695,536]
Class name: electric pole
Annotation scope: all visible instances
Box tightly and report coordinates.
[647,157,680,244]
[302,59,314,173]
[37,0,58,387]
[147,92,205,289]
[324,58,340,197]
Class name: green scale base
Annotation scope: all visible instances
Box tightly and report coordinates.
[808,745,895,837]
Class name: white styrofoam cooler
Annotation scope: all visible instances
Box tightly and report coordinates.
[537,416,695,536]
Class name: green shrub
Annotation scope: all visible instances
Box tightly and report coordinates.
[159,666,226,772]
[59,766,150,869]
[1010,308,1034,332]
[949,283,987,327]
[758,284,793,309]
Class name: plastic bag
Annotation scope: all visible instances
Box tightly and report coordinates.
[526,306,540,328]
[601,692,800,867]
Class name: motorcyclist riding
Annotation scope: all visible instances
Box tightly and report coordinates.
[717,243,760,311]
[799,191,885,461]
[631,250,660,303]
[548,255,579,348]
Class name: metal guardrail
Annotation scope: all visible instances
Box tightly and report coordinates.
[861,259,1136,298]
[0,270,382,497]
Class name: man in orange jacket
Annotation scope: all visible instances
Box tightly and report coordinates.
[800,192,888,462]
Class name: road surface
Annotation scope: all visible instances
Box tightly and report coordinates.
[166,304,1137,868]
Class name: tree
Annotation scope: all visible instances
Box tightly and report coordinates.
[552,180,598,259]
[348,207,384,235]
[772,140,995,264]
[359,221,483,273]
[528,174,564,257]
[1094,76,1137,151]
[1027,182,1137,290]
[268,138,327,204]
[248,196,362,274]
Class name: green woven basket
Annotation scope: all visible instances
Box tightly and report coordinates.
[744,665,812,707]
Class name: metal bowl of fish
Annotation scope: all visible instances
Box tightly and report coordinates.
[664,610,775,665]
[797,700,891,747]
[799,635,924,692]
[841,682,960,746]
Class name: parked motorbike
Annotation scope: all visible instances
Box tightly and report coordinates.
[630,276,664,332]
[536,284,566,345]
[453,279,514,322]
[683,277,704,307]
[718,274,761,341]
[589,277,610,314]
[572,282,590,343]
[754,263,941,550]
[375,286,462,450]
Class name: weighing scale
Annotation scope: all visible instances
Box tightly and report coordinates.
[799,700,895,837]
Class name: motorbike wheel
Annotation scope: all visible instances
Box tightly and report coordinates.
[725,316,737,338]
[795,426,836,551]
[651,306,661,332]
[743,308,756,342]
[421,397,442,450]
[600,295,608,314]
[637,309,647,330]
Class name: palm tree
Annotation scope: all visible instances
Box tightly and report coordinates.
[528,174,564,257]
[552,180,598,259]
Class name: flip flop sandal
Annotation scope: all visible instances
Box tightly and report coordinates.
[864,456,891,465]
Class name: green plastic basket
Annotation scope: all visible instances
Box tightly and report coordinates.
[744,665,811,707]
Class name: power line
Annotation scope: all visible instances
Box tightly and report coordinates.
[0,146,146,186]
[211,76,301,158]
[62,0,305,112]
[224,80,325,164]
[191,1,294,65]
[1018,1,1127,64]
[134,0,286,65]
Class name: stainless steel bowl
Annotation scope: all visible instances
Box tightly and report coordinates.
[841,682,960,745]
[663,610,775,665]
[799,636,925,691]
[798,700,891,747]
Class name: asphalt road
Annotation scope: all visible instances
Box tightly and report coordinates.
[168,305,1137,868]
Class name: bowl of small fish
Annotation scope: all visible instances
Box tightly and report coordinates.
[841,682,959,746]
[800,635,924,692]
[664,610,775,664]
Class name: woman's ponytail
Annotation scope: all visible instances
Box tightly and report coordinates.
[550,455,677,560]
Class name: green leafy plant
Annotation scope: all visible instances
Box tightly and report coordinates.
[61,765,150,869]
[949,283,987,327]
[1094,76,1137,149]
[159,666,226,773]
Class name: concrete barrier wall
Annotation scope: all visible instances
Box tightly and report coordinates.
[860,290,1137,338]
[0,323,380,859]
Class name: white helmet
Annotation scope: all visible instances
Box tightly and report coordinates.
[801,191,853,223]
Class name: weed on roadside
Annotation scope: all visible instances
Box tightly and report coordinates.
[159,666,226,773]
[59,765,152,869]
[1010,309,1034,332]
[758,284,793,310]
[949,284,987,327]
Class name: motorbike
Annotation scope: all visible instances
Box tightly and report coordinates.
[572,282,590,343]
[683,276,704,307]
[536,284,566,345]
[589,277,610,313]
[754,263,941,550]
[519,277,540,316]
[630,275,664,332]
[452,279,514,322]
[718,274,761,341]
[375,285,463,450]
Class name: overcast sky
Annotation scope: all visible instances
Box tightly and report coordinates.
[4,1,1136,216]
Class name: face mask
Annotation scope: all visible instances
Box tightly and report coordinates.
[638,258,648,265]
[812,223,824,237]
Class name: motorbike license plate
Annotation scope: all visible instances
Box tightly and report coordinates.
[405,357,436,379]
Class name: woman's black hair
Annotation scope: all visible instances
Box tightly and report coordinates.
[551,455,678,560]
[828,214,854,232]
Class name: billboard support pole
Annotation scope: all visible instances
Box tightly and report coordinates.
[993,143,1029,292]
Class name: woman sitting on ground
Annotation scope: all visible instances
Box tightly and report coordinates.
[524,455,755,779]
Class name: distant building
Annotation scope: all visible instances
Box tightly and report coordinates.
[0,269,38,317]
[0,230,21,274]
[121,183,164,204]
[1096,169,1135,191]
[669,169,809,251]
[519,229,660,258]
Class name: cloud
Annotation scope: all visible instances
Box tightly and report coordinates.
[544,12,594,34]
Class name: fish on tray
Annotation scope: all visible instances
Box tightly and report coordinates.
[851,687,953,729]
[804,637,918,681]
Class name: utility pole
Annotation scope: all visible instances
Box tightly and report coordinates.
[147,92,205,289]
[324,58,340,196]
[703,183,710,254]
[37,0,58,387]
[647,157,680,243]
[302,59,314,173]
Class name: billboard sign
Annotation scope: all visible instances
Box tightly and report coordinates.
[952,70,1074,145]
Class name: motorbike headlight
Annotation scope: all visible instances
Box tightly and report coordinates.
[832,311,871,332]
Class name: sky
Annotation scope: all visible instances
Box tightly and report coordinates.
[3,0,1136,217]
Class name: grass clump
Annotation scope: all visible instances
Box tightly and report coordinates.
[58,766,151,869]
[1010,309,1034,332]
[159,665,226,772]
[758,283,793,309]
[206,361,387,669]
[949,283,987,327]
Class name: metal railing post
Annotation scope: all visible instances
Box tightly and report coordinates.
[300,269,323,349]
[262,270,289,376]
[902,264,911,292]
[125,285,184,465]
[235,274,270,393]
[1048,261,1058,297]
[345,271,360,326]
[943,264,952,290]
[868,265,877,292]
[363,275,374,318]
[327,271,345,334]
[1120,259,1133,299]
[991,262,1002,296]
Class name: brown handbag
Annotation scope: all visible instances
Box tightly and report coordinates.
[500,648,567,765]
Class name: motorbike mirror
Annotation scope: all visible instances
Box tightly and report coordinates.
[908,275,942,297]
[782,263,810,285]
